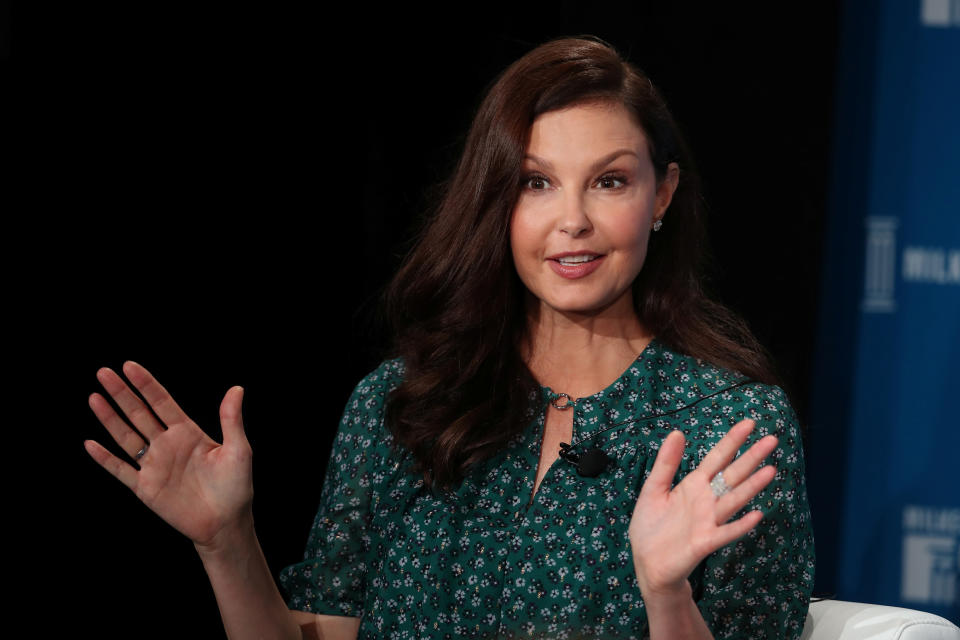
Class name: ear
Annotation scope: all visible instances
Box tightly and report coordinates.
[654,162,680,221]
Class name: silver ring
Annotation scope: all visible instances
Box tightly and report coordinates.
[710,471,731,497]
[551,393,574,410]
[135,443,150,460]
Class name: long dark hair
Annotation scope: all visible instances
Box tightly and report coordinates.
[384,36,779,492]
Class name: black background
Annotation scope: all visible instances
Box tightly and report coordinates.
[17,3,840,636]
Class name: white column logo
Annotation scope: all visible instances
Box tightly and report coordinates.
[902,506,960,606]
[920,0,960,26]
[863,217,898,313]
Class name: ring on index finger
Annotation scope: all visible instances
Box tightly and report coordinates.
[710,471,732,497]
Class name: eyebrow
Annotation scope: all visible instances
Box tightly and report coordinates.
[523,149,640,174]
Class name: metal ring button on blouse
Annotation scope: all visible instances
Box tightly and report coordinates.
[551,393,574,410]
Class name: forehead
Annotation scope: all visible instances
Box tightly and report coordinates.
[525,101,648,157]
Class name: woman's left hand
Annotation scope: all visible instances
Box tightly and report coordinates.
[628,419,778,597]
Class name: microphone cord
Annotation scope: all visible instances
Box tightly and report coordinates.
[557,378,757,476]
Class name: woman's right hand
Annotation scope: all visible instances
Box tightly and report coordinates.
[85,361,254,551]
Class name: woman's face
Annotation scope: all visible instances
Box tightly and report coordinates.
[510,101,679,319]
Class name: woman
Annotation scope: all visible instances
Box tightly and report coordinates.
[84,37,814,639]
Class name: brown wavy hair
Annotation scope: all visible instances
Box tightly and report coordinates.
[384,36,779,492]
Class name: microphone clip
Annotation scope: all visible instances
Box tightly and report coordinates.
[559,442,612,478]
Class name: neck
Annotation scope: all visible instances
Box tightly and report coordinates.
[522,294,653,398]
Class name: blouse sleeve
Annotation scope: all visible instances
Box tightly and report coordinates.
[693,383,816,640]
[278,359,405,617]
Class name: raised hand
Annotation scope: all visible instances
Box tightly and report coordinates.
[84,361,254,549]
[628,419,778,596]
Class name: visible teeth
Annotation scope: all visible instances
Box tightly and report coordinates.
[557,255,597,265]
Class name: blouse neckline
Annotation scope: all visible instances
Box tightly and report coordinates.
[540,336,661,407]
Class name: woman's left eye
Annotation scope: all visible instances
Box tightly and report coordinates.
[523,174,551,190]
[596,174,627,189]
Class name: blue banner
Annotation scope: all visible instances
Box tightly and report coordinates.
[810,0,960,622]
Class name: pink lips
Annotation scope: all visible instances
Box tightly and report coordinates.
[547,255,605,279]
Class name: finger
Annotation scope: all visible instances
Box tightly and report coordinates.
[219,386,249,448]
[713,510,764,549]
[644,430,685,493]
[84,439,139,491]
[720,434,778,487]
[698,419,755,478]
[96,367,166,440]
[122,361,192,429]
[88,392,149,461]
[715,465,777,524]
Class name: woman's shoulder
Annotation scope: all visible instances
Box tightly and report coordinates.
[647,340,800,436]
[342,357,406,407]
[350,357,406,396]
[646,341,750,389]
[335,357,406,441]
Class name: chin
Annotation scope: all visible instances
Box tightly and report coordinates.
[542,297,621,316]
[523,283,635,318]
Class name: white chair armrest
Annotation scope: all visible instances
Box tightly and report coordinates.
[801,599,960,640]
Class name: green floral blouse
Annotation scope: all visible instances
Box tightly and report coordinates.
[279,338,815,639]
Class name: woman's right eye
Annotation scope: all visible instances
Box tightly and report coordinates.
[523,175,551,190]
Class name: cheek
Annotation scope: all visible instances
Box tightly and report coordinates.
[508,222,521,264]
[509,214,545,293]
[605,213,652,271]
[509,212,540,259]
[607,213,650,247]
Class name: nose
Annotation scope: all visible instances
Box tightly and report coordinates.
[558,193,593,237]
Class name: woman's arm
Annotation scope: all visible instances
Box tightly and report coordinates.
[629,420,779,640]
[640,582,713,639]
[292,613,361,640]
[690,387,816,639]
[279,360,407,620]
[196,515,359,640]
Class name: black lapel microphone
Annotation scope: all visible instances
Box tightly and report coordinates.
[558,442,612,477]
